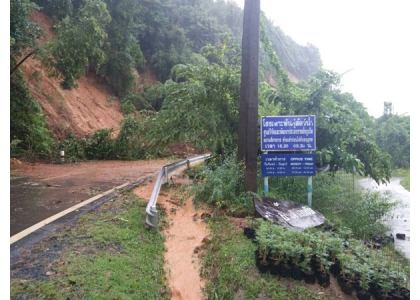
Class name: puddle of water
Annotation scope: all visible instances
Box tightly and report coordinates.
[10,177,122,236]
[358,177,410,259]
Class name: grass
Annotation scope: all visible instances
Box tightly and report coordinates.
[10,190,171,300]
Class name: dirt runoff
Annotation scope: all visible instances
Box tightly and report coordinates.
[134,169,210,300]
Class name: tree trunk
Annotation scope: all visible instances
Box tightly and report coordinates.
[11,51,35,75]
[237,0,260,193]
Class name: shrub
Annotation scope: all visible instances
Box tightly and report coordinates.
[340,189,397,238]
[10,71,54,160]
[51,133,86,163]
[184,155,255,216]
[119,100,136,115]
[114,115,144,160]
[84,128,115,160]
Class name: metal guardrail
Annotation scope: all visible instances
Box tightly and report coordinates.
[145,153,211,230]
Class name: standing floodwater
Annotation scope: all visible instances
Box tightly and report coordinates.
[358,177,410,259]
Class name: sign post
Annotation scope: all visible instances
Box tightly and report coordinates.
[308,176,312,207]
[263,151,268,196]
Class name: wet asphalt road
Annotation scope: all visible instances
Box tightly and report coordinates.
[10,175,130,237]
[358,177,410,259]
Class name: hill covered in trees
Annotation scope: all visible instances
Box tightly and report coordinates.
[10,0,409,182]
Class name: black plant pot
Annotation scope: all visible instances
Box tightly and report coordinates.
[316,271,330,288]
[353,279,362,292]
[329,261,340,278]
[376,293,392,300]
[267,257,279,276]
[338,275,355,295]
[369,282,383,298]
[302,269,316,284]
[391,291,405,300]
[356,289,371,300]
[310,257,321,270]
[396,287,410,300]
[243,227,256,240]
[279,262,291,278]
[291,265,302,281]
[255,250,269,274]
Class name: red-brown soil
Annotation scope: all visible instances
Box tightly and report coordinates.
[20,11,159,140]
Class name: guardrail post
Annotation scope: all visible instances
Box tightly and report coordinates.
[164,167,168,183]
[187,160,190,169]
[150,205,158,231]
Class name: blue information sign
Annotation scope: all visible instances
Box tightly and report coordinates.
[261,115,316,151]
[262,153,316,177]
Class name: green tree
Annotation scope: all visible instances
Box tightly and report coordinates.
[10,72,54,159]
[32,0,74,20]
[100,0,145,96]
[44,0,111,89]
[375,114,410,169]
[10,0,44,74]
[146,37,241,155]
[297,70,391,184]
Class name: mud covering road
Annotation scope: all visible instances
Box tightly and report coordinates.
[10,159,171,237]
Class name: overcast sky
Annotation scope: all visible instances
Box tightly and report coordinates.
[232,0,419,118]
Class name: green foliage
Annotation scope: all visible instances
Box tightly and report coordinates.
[80,116,146,161]
[114,115,145,160]
[252,218,409,294]
[10,139,23,158]
[47,116,146,162]
[10,71,54,159]
[45,0,111,89]
[259,13,292,86]
[136,83,166,111]
[10,0,43,58]
[285,69,392,184]
[341,190,397,238]
[183,155,254,217]
[119,100,136,115]
[84,128,115,160]
[129,41,146,71]
[146,37,241,155]
[102,52,136,97]
[33,0,74,20]
[347,136,391,184]
[261,176,307,203]
[375,114,410,169]
[100,0,146,96]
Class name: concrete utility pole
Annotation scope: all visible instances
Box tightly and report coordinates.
[238,0,260,193]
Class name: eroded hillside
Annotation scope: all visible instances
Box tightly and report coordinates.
[21,11,158,140]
